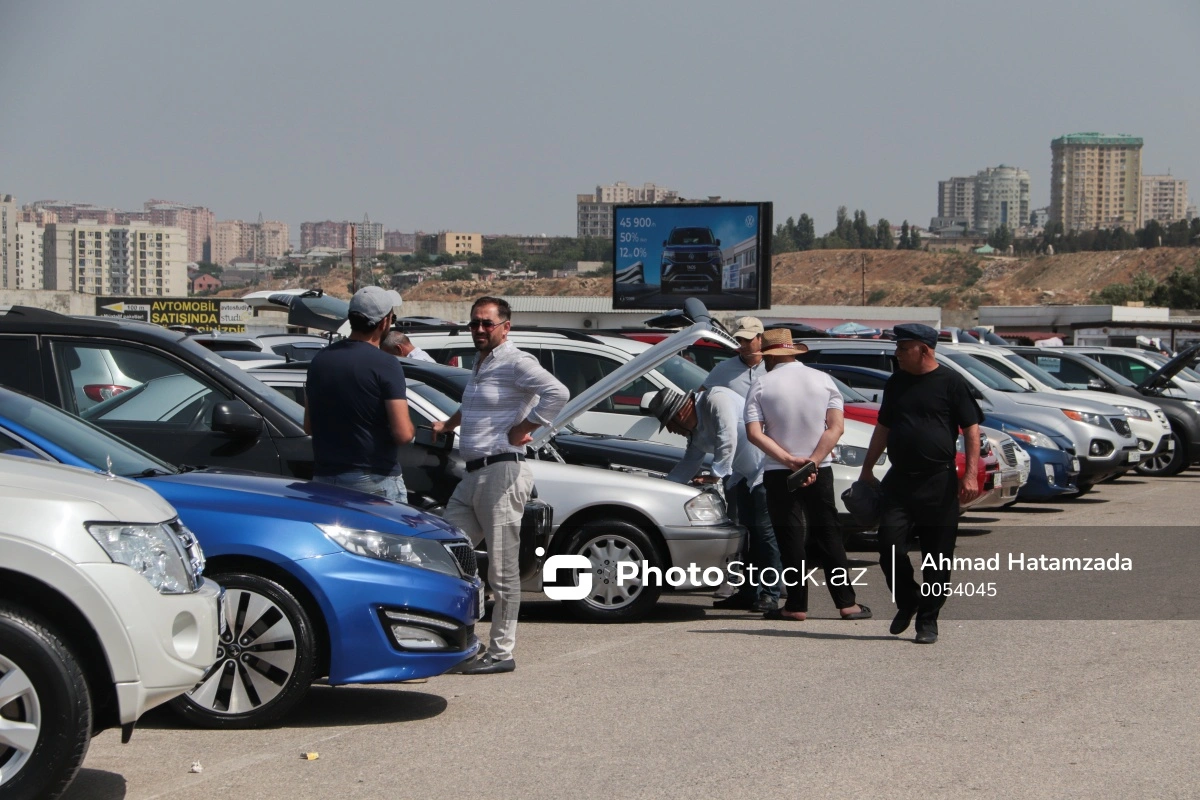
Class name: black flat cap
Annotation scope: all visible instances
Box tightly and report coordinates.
[893,323,938,348]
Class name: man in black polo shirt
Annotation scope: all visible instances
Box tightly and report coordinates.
[859,323,982,644]
[305,286,414,501]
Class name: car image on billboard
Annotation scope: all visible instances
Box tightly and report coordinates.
[612,202,771,311]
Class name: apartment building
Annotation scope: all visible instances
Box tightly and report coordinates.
[13,222,45,291]
[1140,175,1189,225]
[44,221,188,296]
[142,200,214,263]
[435,231,483,256]
[300,220,352,251]
[577,181,680,238]
[937,177,976,228]
[213,218,290,265]
[973,165,1031,235]
[384,230,417,253]
[1050,133,1143,231]
[0,194,14,290]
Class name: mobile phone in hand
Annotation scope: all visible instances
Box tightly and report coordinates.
[787,461,818,492]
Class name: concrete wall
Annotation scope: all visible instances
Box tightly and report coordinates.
[0,289,91,314]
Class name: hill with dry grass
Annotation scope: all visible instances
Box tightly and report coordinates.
[220,247,1200,309]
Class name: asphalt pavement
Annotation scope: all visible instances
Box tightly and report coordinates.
[68,470,1200,800]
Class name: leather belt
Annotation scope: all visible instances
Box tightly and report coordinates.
[465,452,525,473]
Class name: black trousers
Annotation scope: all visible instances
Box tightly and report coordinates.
[762,467,857,613]
[877,466,960,623]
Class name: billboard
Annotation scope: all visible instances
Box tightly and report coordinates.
[612,202,771,311]
[94,297,251,332]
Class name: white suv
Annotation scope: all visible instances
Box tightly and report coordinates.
[0,457,220,800]
[407,329,710,445]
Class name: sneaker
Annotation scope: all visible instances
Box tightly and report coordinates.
[458,654,516,674]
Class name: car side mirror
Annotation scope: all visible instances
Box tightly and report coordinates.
[414,425,454,451]
[1013,377,1032,390]
[1087,378,1107,391]
[662,240,667,247]
[212,400,263,437]
[715,239,721,246]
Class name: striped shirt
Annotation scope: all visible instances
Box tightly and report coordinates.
[458,341,569,461]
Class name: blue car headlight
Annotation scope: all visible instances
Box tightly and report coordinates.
[1002,426,1058,450]
[318,524,462,578]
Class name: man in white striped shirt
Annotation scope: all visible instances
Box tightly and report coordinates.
[433,297,568,674]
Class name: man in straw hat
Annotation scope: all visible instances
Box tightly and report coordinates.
[644,384,777,612]
[743,328,870,622]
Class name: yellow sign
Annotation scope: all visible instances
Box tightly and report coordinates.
[95,297,251,333]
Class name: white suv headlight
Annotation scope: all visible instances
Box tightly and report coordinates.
[318,524,461,577]
[684,491,727,524]
[831,445,887,467]
[1115,405,1152,421]
[87,522,196,594]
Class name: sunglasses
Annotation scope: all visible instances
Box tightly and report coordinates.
[468,318,507,330]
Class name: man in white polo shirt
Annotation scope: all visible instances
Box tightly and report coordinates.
[744,328,870,622]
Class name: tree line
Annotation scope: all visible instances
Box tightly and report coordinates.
[773,207,922,253]
[1092,261,1200,309]
[1019,218,1200,255]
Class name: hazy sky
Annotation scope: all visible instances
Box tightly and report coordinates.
[3,0,1198,240]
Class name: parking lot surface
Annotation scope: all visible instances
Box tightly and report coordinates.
[69,471,1200,800]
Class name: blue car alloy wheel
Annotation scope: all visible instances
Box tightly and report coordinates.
[0,386,483,729]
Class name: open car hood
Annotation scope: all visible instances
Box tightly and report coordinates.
[529,298,738,449]
[1137,342,1200,393]
[269,290,353,335]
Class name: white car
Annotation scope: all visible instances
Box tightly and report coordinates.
[0,456,220,800]
[972,426,1028,509]
[945,343,1173,459]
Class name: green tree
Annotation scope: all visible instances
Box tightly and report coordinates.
[987,224,1013,251]
[195,261,223,276]
[910,226,922,250]
[774,217,797,253]
[1139,220,1166,248]
[796,214,816,251]
[1151,264,1200,309]
[853,210,876,249]
[876,219,894,250]
[899,221,911,250]
[439,267,474,281]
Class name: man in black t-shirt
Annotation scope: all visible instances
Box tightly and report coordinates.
[305,286,414,502]
[859,324,983,644]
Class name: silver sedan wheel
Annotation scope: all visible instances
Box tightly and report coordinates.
[0,653,41,785]
[187,588,298,715]
[577,534,646,610]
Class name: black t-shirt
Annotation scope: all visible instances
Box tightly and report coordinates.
[878,365,984,476]
[306,340,407,476]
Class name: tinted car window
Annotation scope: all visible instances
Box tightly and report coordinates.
[998,353,1069,390]
[814,351,893,371]
[656,354,708,394]
[551,350,655,414]
[1021,353,1102,387]
[0,390,175,477]
[942,353,1027,392]
[1094,354,1156,385]
[53,343,229,430]
[0,336,43,397]
[667,227,715,245]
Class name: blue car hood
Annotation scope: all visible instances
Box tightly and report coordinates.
[142,469,460,540]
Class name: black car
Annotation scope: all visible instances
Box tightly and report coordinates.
[660,226,723,295]
[1008,346,1200,477]
[0,306,550,578]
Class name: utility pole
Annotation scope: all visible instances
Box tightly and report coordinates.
[350,224,357,292]
[861,253,866,305]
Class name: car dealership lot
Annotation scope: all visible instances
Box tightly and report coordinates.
[68,471,1200,800]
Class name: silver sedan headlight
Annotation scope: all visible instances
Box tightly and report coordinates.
[684,491,727,524]
[318,524,461,577]
[86,522,196,594]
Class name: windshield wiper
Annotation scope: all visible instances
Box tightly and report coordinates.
[177,463,202,473]
[133,467,173,477]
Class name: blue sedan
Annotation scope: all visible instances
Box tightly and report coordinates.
[0,386,482,728]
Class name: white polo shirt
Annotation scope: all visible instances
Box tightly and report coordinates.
[744,361,844,471]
